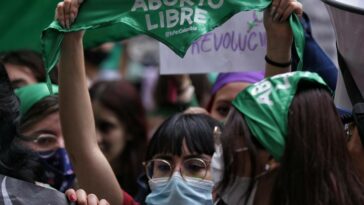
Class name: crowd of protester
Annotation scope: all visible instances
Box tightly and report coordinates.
[0,0,363,204]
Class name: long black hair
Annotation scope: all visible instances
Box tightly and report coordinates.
[272,81,364,205]
[219,80,364,205]
[0,63,39,182]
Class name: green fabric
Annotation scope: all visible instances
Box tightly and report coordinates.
[41,0,305,77]
[15,83,59,115]
[232,71,329,161]
[0,0,60,54]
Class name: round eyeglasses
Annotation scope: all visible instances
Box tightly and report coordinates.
[17,133,59,152]
[143,158,210,181]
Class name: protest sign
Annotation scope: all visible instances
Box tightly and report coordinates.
[160,11,266,74]
[42,0,304,83]
[0,174,72,205]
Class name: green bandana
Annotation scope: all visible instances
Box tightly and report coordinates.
[41,0,305,81]
[232,71,329,161]
[15,83,59,115]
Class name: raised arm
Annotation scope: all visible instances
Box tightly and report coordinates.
[56,2,123,205]
[264,1,303,77]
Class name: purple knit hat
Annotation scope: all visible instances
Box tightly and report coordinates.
[211,71,265,95]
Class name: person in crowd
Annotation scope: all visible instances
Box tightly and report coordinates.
[0,50,59,88]
[89,80,148,196]
[0,62,39,182]
[214,71,364,205]
[0,50,46,88]
[0,62,108,204]
[207,71,264,122]
[190,74,212,108]
[212,7,364,205]
[15,83,75,192]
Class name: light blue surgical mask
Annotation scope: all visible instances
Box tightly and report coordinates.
[145,172,214,205]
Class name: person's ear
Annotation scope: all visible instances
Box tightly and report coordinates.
[266,156,280,171]
[261,155,280,173]
[347,125,364,183]
[347,124,364,153]
[257,150,279,173]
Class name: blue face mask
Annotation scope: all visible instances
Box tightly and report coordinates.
[145,173,214,205]
[37,148,75,192]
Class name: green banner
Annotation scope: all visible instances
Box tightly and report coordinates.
[0,0,60,54]
[42,0,305,75]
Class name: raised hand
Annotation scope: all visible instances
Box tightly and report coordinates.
[270,0,303,23]
[55,0,84,28]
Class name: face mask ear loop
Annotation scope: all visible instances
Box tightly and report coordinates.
[255,163,271,180]
[235,147,249,152]
[213,126,222,146]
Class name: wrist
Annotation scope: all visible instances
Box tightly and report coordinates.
[265,55,291,68]
[63,32,84,43]
[267,35,292,50]
[266,45,291,63]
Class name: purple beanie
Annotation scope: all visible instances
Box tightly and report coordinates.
[211,71,265,95]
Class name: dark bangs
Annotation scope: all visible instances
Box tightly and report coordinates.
[146,113,220,161]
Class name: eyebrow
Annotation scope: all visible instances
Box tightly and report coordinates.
[23,129,57,138]
[11,79,27,88]
[214,99,232,105]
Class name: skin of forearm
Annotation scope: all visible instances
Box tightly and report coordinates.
[59,35,97,155]
[59,33,124,205]
[265,36,292,77]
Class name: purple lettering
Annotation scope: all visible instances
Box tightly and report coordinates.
[223,32,232,48]
[248,32,258,51]
[239,34,247,51]
[230,32,239,51]
[191,40,200,54]
[201,33,212,52]
[214,33,224,51]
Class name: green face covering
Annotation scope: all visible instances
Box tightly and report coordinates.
[41,0,305,83]
[232,71,330,161]
[15,83,59,115]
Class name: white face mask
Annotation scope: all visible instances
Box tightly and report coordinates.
[210,144,249,185]
[211,144,224,185]
[211,144,265,205]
